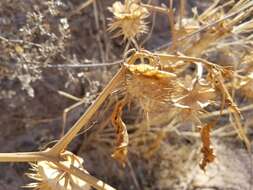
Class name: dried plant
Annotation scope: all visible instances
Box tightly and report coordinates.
[25,151,91,190]
[108,0,149,43]
[1,0,253,189]
[199,123,216,171]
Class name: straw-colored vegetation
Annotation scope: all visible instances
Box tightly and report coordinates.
[0,0,253,189]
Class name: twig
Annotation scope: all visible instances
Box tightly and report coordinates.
[49,67,126,156]
[140,6,156,47]
[0,151,49,162]
[44,59,123,68]
[127,159,141,190]
[58,90,82,102]
[52,160,116,190]
[202,104,253,119]
[67,0,94,18]
[0,35,42,48]
[154,0,253,51]
[93,0,106,62]
[0,149,117,190]
[168,0,177,50]
[141,3,170,14]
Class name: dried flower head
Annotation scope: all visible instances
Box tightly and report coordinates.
[25,151,90,190]
[125,63,177,112]
[108,0,149,40]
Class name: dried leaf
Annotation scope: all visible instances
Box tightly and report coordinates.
[199,123,216,171]
[111,97,129,166]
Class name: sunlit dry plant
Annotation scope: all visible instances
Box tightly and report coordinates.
[111,97,129,165]
[107,49,228,166]
[25,151,91,190]
[1,0,253,189]
[106,0,253,167]
[199,123,216,171]
[108,0,149,42]
[172,76,216,124]
[125,58,177,112]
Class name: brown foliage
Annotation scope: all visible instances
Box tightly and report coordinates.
[111,97,129,166]
[199,123,216,171]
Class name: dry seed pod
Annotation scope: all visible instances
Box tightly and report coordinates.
[125,63,177,112]
[25,151,90,190]
[108,0,149,40]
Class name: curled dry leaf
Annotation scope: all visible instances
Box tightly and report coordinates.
[108,0,149,40]
[111,97,129,166]
[25,151,90,190]
[199,123,215,171]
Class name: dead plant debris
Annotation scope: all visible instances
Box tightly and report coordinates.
[0,0,253,190]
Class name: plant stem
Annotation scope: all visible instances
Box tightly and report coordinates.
[49,67,126,156]
[141,3,170,14]
[52,160,116,190]
[0,151,48,162]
